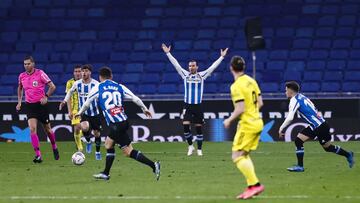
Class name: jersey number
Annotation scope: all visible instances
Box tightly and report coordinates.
[252,91,258,107]
[102,92,122,109]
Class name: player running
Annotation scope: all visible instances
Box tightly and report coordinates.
[17,56,59,163]
[75,67,160,181]
[59,64,103,160]
[223,56,265,199]
[162,43,228,156]
[64,65,83,151]
[279,81,355,172]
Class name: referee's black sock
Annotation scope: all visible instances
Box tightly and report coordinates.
[130,150,155,172]
[324,145,350,158]
[83,130,91,143]
[183,124,193,145]
[295,137,304,167]
[196,126,203,150]
[95,136,101,152]
[103,148,115,175]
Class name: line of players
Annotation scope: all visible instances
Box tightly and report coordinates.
[17,46,355,199]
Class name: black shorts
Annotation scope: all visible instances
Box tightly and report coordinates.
[25,102,50,124]
[300,122,331,145]
[108,120,131,148]
[182,103,204,124]
[81,114,102,131]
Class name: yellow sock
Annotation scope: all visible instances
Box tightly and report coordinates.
[234,155,259,186]
[74,131,83,151]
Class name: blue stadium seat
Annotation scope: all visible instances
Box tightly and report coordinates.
[46,64,64,74]
[204,83,218,93]
[318,15,336,26]
[350,50,360,59]
[301,82,320,92]
[262,71,283,82]
[342,82,360,92]
[333,39,351,48]
[347,61,360,70]
[0,53,9,63]
[193,40,211,50]
[327,60,346,70]
[336,27,353,37]
[174,41,192,50]
[293,39,311,49]
[267,61,286,70]
[110,52,128,62]
[158,84,177,94]
[323,71,343,81]
[284,70,302,82]
[287,61,305,71]
[137,30,156,40]
[296,28,314,37]
[312,39,331,49]
[125,63,143,73]
[32,53,48,63]
[144,63,165,73]
[302,4,319,14]
[321,82,341,92]
[121,73,141,84]
[142,19,159,28]
[219,17,238,28]
[145,8,163,16]
[2,32,18,43]
[269,50,288,60]
[134,41,152,51]
[321,5,339,14]
[138,84,157,94]
[204,7,222,16]
[10,53,26,63]
[290,50,308,59]
[330,50,348,59]
[162,73,182,83]
[260,82,279,93]
[303,71,322,81]
[344,71,360,81]
[180,19,199,28]
[315,27,334,37]
[276,27,295,37]
[0,86,14,95]
[200,18,218,28]
[306,61,325,70]
[1,75,18,85]
[310,50,329,59]
[141,73,161,83]
[197,29,216,39]
[338,15,356,26]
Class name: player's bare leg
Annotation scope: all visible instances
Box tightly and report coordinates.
[93,130,102,160]
[43,123,59,160]
[233,150,264,199]
[28,118,42,163]
[287,133,309,172]
[195,124,203,156]
[81,121,92,153]
[183,121,194,156]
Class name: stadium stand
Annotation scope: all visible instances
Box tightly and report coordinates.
[0,0,359,96]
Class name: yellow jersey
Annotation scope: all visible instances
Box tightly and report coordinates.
[65,78,79,113]
[230,74,263,132]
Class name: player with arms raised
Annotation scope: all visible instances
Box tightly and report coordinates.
[223,56,265,199]
[17,56,59,163]
[279,81,354,172]
[76,67,160,181]
[162,43,228,156]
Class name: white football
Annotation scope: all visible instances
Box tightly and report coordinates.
[72,152,85,165]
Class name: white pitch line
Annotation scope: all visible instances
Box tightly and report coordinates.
[3,195,360,200]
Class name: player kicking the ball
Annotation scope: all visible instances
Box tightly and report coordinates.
[279,81,354,172]
[75,67,160,181]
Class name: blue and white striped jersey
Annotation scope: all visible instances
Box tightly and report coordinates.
[166,53,224,104]
[80,80,148,126]
[280,93,325,131]
[64,79,100,116]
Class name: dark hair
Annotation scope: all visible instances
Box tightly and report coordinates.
[24,55,35,62]
[81,64,93,72]
[74,64,82,70]
[285,81,300,92]
[230,56,245,72]
[99,66,112,79]
[189,60,197,66]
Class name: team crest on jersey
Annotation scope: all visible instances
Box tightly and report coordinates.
[32,81,38,87]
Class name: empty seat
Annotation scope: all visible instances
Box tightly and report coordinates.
[323,71,343,81]
[327,60,346,70]
[287,61,305,71]
[342,82,360,92]
[1,75,18,85]
[162,73,182,83]
[138,84,157,94]
[260,82,279,92]
[309,50,328,59]
[158,84,177,94]
[0,85,14,95]
[303,71,322,81]
[290,50,308,60]
[121,73,141,84]
[204,83,218,93]
[267,61,285,70]
[125,63,143,73]
[321,82,341,92]
[307,61,326,70]
[141,73,161,83]
[301,82,320,92]
[269,50,288,60]
[347,61,360,70]
[344,71,360,81]
[284,70,302,81]
[46,63,64,74]
[144,63,165,72]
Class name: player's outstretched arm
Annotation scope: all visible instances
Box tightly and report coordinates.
[278,97,299,137]
[162,43,188,79]
[121,85,152,119]
[200,48,229,80]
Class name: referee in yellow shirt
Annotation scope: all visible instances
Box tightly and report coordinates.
[65,65,83,151]
[223,56,264,200]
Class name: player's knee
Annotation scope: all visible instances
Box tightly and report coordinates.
[232,151,247,162]
[29,126,37,134]
[122,146,132,157]
[295,137,304,148]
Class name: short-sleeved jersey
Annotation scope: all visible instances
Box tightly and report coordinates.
[86,80,137,125]
[65,78,79,113]
[230,74,262,130]
[289,93,325,130]
[67,79,100,116]
[18,68,51,103]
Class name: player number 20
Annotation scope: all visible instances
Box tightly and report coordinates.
[102,92,122,109]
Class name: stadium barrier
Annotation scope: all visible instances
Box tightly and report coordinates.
[1,99,359,142]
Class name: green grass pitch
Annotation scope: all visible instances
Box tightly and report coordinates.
[0,141,358,203]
